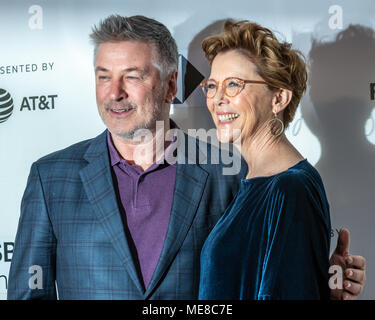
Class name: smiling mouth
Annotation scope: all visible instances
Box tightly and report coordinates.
[217,113,240,123]
[110,106,136,115]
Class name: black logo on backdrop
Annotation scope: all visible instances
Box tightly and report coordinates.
[0,242,13,263]
[0,89,58,125]
[20,95,58,111]
[0,274,7,290]
[0,89,14,123]
[371,83,375,100]
[0,242,14,291]
[173,55,204,104]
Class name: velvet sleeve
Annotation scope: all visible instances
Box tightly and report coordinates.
[257,172,331,300]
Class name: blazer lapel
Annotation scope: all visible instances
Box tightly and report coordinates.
[79,130,145,295]
[145,131,208,298]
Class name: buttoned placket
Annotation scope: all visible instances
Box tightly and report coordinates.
[118,159,165,213]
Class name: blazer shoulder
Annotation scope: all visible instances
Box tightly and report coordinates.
[35,130,107,168]
[36,139,91,164]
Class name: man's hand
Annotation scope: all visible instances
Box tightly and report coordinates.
[330,228,366,300]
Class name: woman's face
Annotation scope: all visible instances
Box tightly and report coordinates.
[206,50,274,143]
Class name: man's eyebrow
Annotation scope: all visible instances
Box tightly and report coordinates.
[124,67,141,72]
[95,66,109,73]
[95,66,147,74]
[123,67,148,75]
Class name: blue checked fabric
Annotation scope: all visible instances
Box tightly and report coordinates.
[7,130,246,300]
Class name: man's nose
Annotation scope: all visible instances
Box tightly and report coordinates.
[109,78,128,101]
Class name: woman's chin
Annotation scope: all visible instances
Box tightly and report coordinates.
[216,127,240,144]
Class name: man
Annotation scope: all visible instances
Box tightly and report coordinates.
[8,15,365,300]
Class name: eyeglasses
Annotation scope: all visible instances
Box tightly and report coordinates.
[200,77,268,99]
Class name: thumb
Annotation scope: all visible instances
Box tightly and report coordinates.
[335,228,350,255]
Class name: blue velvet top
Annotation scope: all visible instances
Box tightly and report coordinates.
[199,159,331,300]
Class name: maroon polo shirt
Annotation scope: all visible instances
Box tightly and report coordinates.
[107,123,177,289]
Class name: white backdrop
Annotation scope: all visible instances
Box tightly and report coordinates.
[0,0,374,299]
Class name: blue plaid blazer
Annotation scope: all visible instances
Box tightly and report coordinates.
[7,129,246,299]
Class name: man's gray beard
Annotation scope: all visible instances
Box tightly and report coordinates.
[102,83,166,141]
[109,101,164,142]
[111,123,156,141]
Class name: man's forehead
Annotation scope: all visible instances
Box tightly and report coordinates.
[97,40,155,53]
[97,40,157,60]
[95,40,161,73]
[95,65,149,74]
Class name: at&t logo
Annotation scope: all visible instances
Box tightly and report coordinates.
[0,89,14,123]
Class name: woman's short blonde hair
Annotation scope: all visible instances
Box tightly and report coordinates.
[202,19,307,127]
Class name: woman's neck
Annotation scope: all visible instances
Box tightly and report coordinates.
[238,130,304,180]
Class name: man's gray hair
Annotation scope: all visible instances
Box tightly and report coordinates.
[90,14,178,79]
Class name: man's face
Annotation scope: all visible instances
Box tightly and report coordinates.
[95,41,169,140]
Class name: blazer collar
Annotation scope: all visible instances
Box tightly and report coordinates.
[81,129,210,298]
[80,129,146,294]
[144,131,209,298]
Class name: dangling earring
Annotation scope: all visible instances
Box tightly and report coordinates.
[267,111,284,137]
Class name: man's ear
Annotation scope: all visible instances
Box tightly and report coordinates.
[165,70,178,103]
[271,88,293,113]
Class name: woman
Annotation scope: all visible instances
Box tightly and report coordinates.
[198,20,331,299]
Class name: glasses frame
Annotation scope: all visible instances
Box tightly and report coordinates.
[200,77,268,99]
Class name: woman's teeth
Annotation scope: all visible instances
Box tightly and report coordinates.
[218,113,239,122]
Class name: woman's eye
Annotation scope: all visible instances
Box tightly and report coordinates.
[207,83,216,89]
[227,81,239,87]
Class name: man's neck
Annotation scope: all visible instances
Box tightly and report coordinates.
[111,119,171,171]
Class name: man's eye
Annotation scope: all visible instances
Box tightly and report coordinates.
[207,83,216,89]
[98,75,108,80]
[126,76,140,80]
